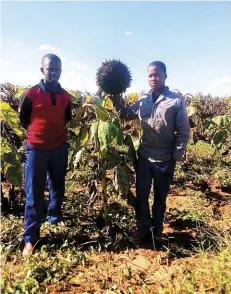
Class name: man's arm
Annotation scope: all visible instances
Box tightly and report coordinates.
[18,93,32,130]
[110,94,139,120]
[173,98,190,161]
[65,102,72,122]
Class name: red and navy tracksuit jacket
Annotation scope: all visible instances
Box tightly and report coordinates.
[18,80,72,150]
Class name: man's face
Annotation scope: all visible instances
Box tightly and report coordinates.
[41,57,62,84]
[147,65,167,91]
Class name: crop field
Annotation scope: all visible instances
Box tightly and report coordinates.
[1,82,231,294]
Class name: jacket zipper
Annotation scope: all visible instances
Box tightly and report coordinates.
[50,92,56,106]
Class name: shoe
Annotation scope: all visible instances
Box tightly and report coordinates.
[130,228,150,243]
[22,242,34,257]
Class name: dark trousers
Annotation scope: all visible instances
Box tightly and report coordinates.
[23,143,68,244]
[135,155,176,236]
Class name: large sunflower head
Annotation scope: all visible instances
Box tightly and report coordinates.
[96,59,132,95]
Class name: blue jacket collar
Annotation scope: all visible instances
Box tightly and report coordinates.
[146,86,169,105]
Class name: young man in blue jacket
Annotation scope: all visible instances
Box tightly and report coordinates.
[19,54,72,256]
[111,61,190,243]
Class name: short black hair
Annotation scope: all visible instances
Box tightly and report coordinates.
[147,61,166,73]
[42,54,61,65]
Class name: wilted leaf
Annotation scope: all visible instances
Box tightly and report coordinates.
[85,95,93,103]
[5,166,22,187]
[102,96,114,110]
[0,102,23,136]
[98,121,112,151]
[90,121,100,150]
[212,115,231,128]
[98,121,121,151]
[1,136,12,153]
[1,137,22,186]
[112,117,123,145]
[69,275,82,285]
[73,148,85,168]
[91,152,100,157]
[211,129,229,148]
[133,139,140,151]
[113,165,134,196]
[94,98,104,107]
[90,121,99,141]
[116,145,129,153]
[110,125,123,147]
[204,120,215,133]
[95,105,110,121]
[105,152,120,169]
[71,90,84,102]
[69,128,81,136]
[127,93,139,105]
[72,107,85,125]
[186,106,197,117]
[15,88,25,98]
[78,126,90,147]
[122,134,137,165]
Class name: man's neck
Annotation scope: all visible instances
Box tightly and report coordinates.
[44,80,59,92]
[152,86,165,98]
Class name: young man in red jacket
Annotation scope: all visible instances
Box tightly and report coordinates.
[19,54,72,256]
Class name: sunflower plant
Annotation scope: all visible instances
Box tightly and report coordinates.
[68,60,135,226]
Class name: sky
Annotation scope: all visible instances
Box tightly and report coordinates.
[1,1,231,97]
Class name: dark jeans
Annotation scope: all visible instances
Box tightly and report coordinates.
[135,155,176,236]
[23,142,68,244]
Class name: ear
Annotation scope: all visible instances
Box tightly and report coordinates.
[40,67,44,74]
[165,73,167,80]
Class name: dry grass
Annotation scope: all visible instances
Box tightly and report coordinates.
[1,142,231,293]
